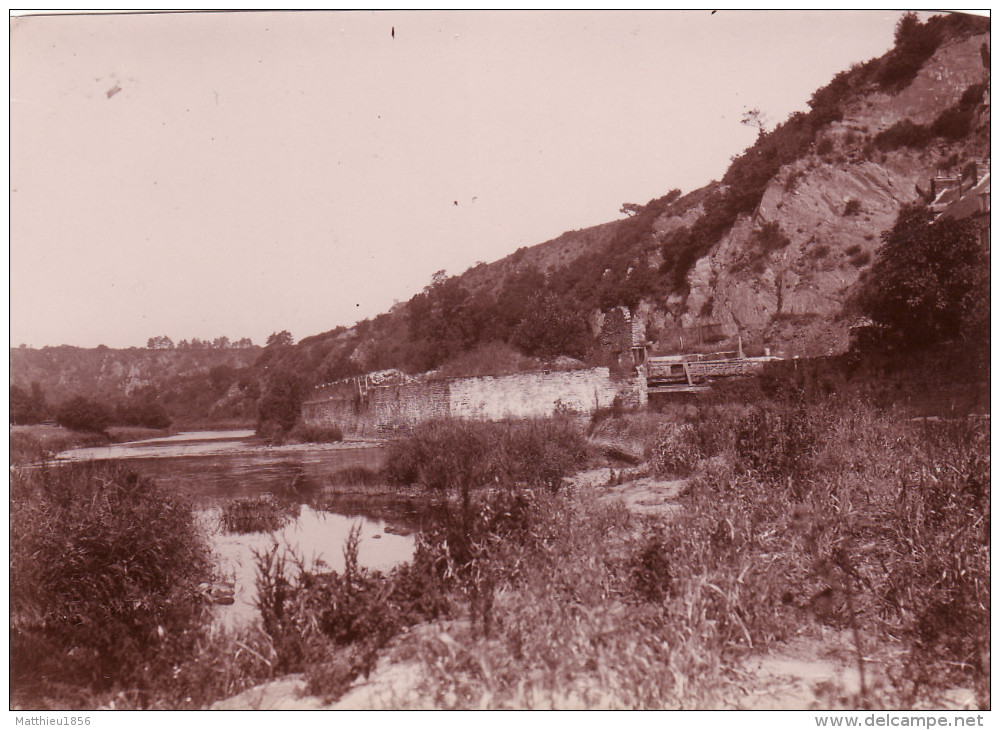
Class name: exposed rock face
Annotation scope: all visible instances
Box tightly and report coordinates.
[662,31,990,357]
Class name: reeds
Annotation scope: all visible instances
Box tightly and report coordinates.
[219,495,300,534]
[10,462,213,708]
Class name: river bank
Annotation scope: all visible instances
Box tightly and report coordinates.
[11,380,989,710]
[213,460,983,711]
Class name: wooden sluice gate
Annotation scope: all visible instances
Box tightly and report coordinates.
[643,352,774,394]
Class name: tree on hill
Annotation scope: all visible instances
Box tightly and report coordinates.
[146,336,174,349]
[266,330,295,348]
[855,205,988,351]
[513,292,592,360]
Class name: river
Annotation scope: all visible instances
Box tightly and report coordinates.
[55,430,418,629]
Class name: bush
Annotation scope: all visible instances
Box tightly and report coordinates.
[843,199,862,216]
[874,119,933,151]
[253,524,448,698]
[10,463,212,705]
[856,204,987,350]
[754,221,791,253]
[495,418,590,492]
[9,426,109,466]
[289,422,344,443]
[10,383,47,425]
[383,417,589,497]
[55,395,112,434]
[257,369,307,436]
[437,340,543,379]
[877,12,942,91]
[848,249,872,268]
[734,403,817,486]
[114,395,171,429]
[930,106,974,140]
[651,422,702,477]
[220,495,299,534]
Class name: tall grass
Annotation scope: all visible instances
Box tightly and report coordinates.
[382,417,590,495]
[647,396,990,707]
[10,463,214,708]
[9,426,109,465]
[220,495,300,534]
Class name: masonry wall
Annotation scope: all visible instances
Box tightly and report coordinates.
[366,380,450,432]
[449,368,620,420]
[302,367,640,434]
[301,383,357,429]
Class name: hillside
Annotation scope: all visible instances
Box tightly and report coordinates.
[10,12,990,423]
[273,12,989,383]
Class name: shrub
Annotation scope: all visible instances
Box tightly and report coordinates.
[220,495,299,534]
[55,395,112,434]
[437,340,543,379]
[9,427,109,466]
[754,221,791,253]
[874,119,933,151]
[856,204,987,350]
[10,383,47,425]
[289,422,344,443]
[383,417,589,497]
[253,524,449,698]
[810,243,831,260]
[10,463,212,705]
[784,170,804,192]
[651,422,702,477]
[512,292,592,360]
[629,528,673,603]
[930,106,974,140]
[734,403,817,486]
[114,395,171,429]
[843,198,862,216]
[257,369,307,436]
[495,418,590,492]
[877,12,943,91]
[848,249,872,268]
[329,465,384,487]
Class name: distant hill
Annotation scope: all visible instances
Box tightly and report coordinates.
[10,345,263,425]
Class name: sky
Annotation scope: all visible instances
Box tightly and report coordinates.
[10,10,916,349]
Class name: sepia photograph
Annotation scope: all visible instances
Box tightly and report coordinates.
[9,9,990,716]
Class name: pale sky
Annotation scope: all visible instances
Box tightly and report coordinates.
[11,10,912,348]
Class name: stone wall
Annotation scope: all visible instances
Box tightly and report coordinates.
[302,367,641,434]
[449,368,620,421]
[366,380,450,431]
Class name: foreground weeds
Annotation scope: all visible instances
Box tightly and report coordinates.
[648,395,990,708]
[11,389,987,709]
[11,463,211,707]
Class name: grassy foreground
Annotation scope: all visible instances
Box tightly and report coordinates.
[9,353,989,709]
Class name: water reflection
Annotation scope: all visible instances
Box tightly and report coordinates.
[203,505,415,629]
[110,448,386,508]
[57,432,421,629]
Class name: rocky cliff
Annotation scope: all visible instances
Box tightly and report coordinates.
[197,14,991,386]
[669,32,990,356]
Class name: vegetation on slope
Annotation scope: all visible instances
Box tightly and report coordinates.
[256,11,988,392]
[9,12,988,431]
